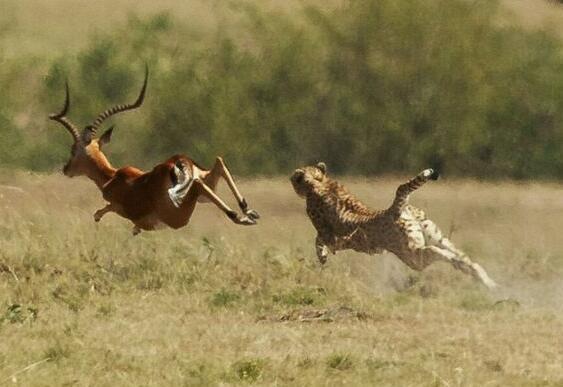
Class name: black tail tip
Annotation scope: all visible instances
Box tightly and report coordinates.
[429,169,440,181]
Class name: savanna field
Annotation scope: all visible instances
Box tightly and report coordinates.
[1,0,563,386]
[1,174,563,385]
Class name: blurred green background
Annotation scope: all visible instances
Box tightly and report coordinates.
[1,0,563,178]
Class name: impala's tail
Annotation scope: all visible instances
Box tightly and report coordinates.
[388,168,439,216]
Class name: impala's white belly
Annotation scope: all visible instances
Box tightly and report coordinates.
[168,164,202,207]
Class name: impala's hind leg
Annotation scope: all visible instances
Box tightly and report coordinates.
[201,157,259,220]
[194,179,256,226]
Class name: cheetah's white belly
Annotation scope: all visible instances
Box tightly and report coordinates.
[400,207,425,249]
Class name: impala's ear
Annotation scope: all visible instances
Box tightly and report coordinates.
[316,162,327,175]
[99,126,114,147]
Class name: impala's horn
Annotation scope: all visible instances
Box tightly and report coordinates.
[49,81,81,142]
[83,65,149,143]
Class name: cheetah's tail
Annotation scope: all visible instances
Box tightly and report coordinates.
[388,168,439,216]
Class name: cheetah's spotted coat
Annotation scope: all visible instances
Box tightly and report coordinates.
[290,162,497,289]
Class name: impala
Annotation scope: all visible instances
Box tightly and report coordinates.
[49,67,259,235]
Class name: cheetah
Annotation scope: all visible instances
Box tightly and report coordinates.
[290,162,497,289]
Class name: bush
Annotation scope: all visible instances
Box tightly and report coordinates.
[4,0,563,179]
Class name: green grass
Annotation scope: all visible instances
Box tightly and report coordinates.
[0,173,562,385]
[326,353,354,371]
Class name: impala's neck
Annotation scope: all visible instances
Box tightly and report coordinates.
[86,150,117,189]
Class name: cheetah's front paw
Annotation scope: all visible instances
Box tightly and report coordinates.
[316,244,329,265]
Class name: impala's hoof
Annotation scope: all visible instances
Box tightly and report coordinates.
[245,209,260,220]
[238,215,257,226]
[93,211,103,222]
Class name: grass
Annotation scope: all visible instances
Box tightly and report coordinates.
[2,0,562,59]
[502,0,563,38]
[326,353,354,371]
[1,1,562,384]
[4,0,563,179]
[0,0,336,58]
[0,172,562,385]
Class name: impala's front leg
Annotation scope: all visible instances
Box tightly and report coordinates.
[195,179,257,226]
[203,157,260,221]
[94,203,115,222]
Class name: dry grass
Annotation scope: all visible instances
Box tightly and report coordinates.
[501,0,563,38]
[5,0,563,59]
[2,1,563,384]
[2,0,217,58]
[1,0,337,58]
[0,171,562,385]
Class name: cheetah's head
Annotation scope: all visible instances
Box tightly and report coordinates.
[290,162,327,197]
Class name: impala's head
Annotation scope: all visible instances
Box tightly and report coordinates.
[61,125,114,178]
[290,162,328,197]
[49,66,148,178]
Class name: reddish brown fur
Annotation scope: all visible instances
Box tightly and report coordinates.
[93,153,254,232]
[50,71,258,234]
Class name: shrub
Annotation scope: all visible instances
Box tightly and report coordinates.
[5,1,563,179]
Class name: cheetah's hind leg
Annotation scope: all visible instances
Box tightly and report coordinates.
[412,246,497,289]
[419,219,497,289]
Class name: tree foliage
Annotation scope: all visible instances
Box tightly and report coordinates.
[1,0,563,178]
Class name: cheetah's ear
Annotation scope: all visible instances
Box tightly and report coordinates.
[316,162,327,175]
